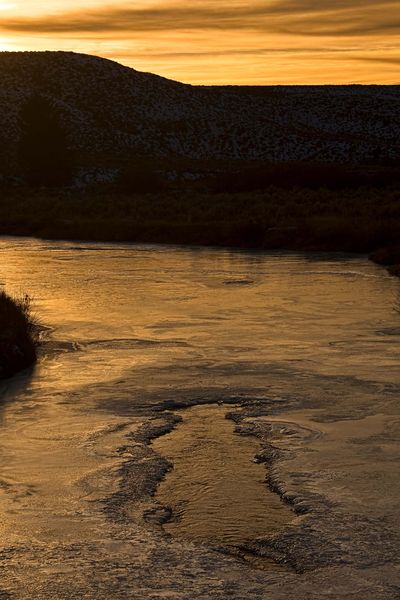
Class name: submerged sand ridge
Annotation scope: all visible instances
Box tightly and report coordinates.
[152,404,295,550]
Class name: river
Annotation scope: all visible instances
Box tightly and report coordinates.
[0,238,399,599]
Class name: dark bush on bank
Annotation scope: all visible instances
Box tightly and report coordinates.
[369,246,400,276]
[0,291,38,378]
[369,246,400,266]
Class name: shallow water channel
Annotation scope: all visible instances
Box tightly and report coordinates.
[153,404,293,548]
[0,238,398,598]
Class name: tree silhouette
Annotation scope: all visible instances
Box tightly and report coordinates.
[18,94,75,187]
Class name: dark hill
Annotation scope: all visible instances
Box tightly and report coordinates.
[0,51,399,180]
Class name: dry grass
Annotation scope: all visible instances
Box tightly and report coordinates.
[0,291,38,378]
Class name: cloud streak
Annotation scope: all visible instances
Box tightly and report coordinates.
[352,55,400,65]
[0,1,399,37]
[102,46,366,60]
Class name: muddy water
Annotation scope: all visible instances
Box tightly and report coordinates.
[0,237,398,598]
[153,405,293,547]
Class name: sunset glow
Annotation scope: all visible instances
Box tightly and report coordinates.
[0,1,399,84]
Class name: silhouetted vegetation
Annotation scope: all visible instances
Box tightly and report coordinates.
[2,148,400,275]
[117,162,167,194]
[0,291,38,378]
[369,246,400,276]
[18,94,75,187]
[0,185,398,273]
[212,162,400,193]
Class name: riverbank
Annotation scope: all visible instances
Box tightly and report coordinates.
[0,291,38,378]
[0,186,399,275]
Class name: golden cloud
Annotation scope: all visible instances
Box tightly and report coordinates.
[0,1,398,37]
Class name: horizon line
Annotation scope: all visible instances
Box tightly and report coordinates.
[0,50,399,87]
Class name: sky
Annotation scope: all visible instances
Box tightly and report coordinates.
[0,0,399,84]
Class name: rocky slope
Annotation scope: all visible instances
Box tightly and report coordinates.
[0,51,399,176]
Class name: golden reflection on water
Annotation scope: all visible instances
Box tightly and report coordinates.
[0,239,398,388]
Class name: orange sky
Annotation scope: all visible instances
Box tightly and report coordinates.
[0,0,399,84]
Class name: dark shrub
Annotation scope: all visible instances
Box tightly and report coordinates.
[369,246,400,266]
[0,292,39,378]
[18,94,75,187]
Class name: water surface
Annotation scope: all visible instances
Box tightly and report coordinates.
[0,238,398,597]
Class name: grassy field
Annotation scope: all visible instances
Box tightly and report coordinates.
[0,184,399,273]
[0,291,38,378]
